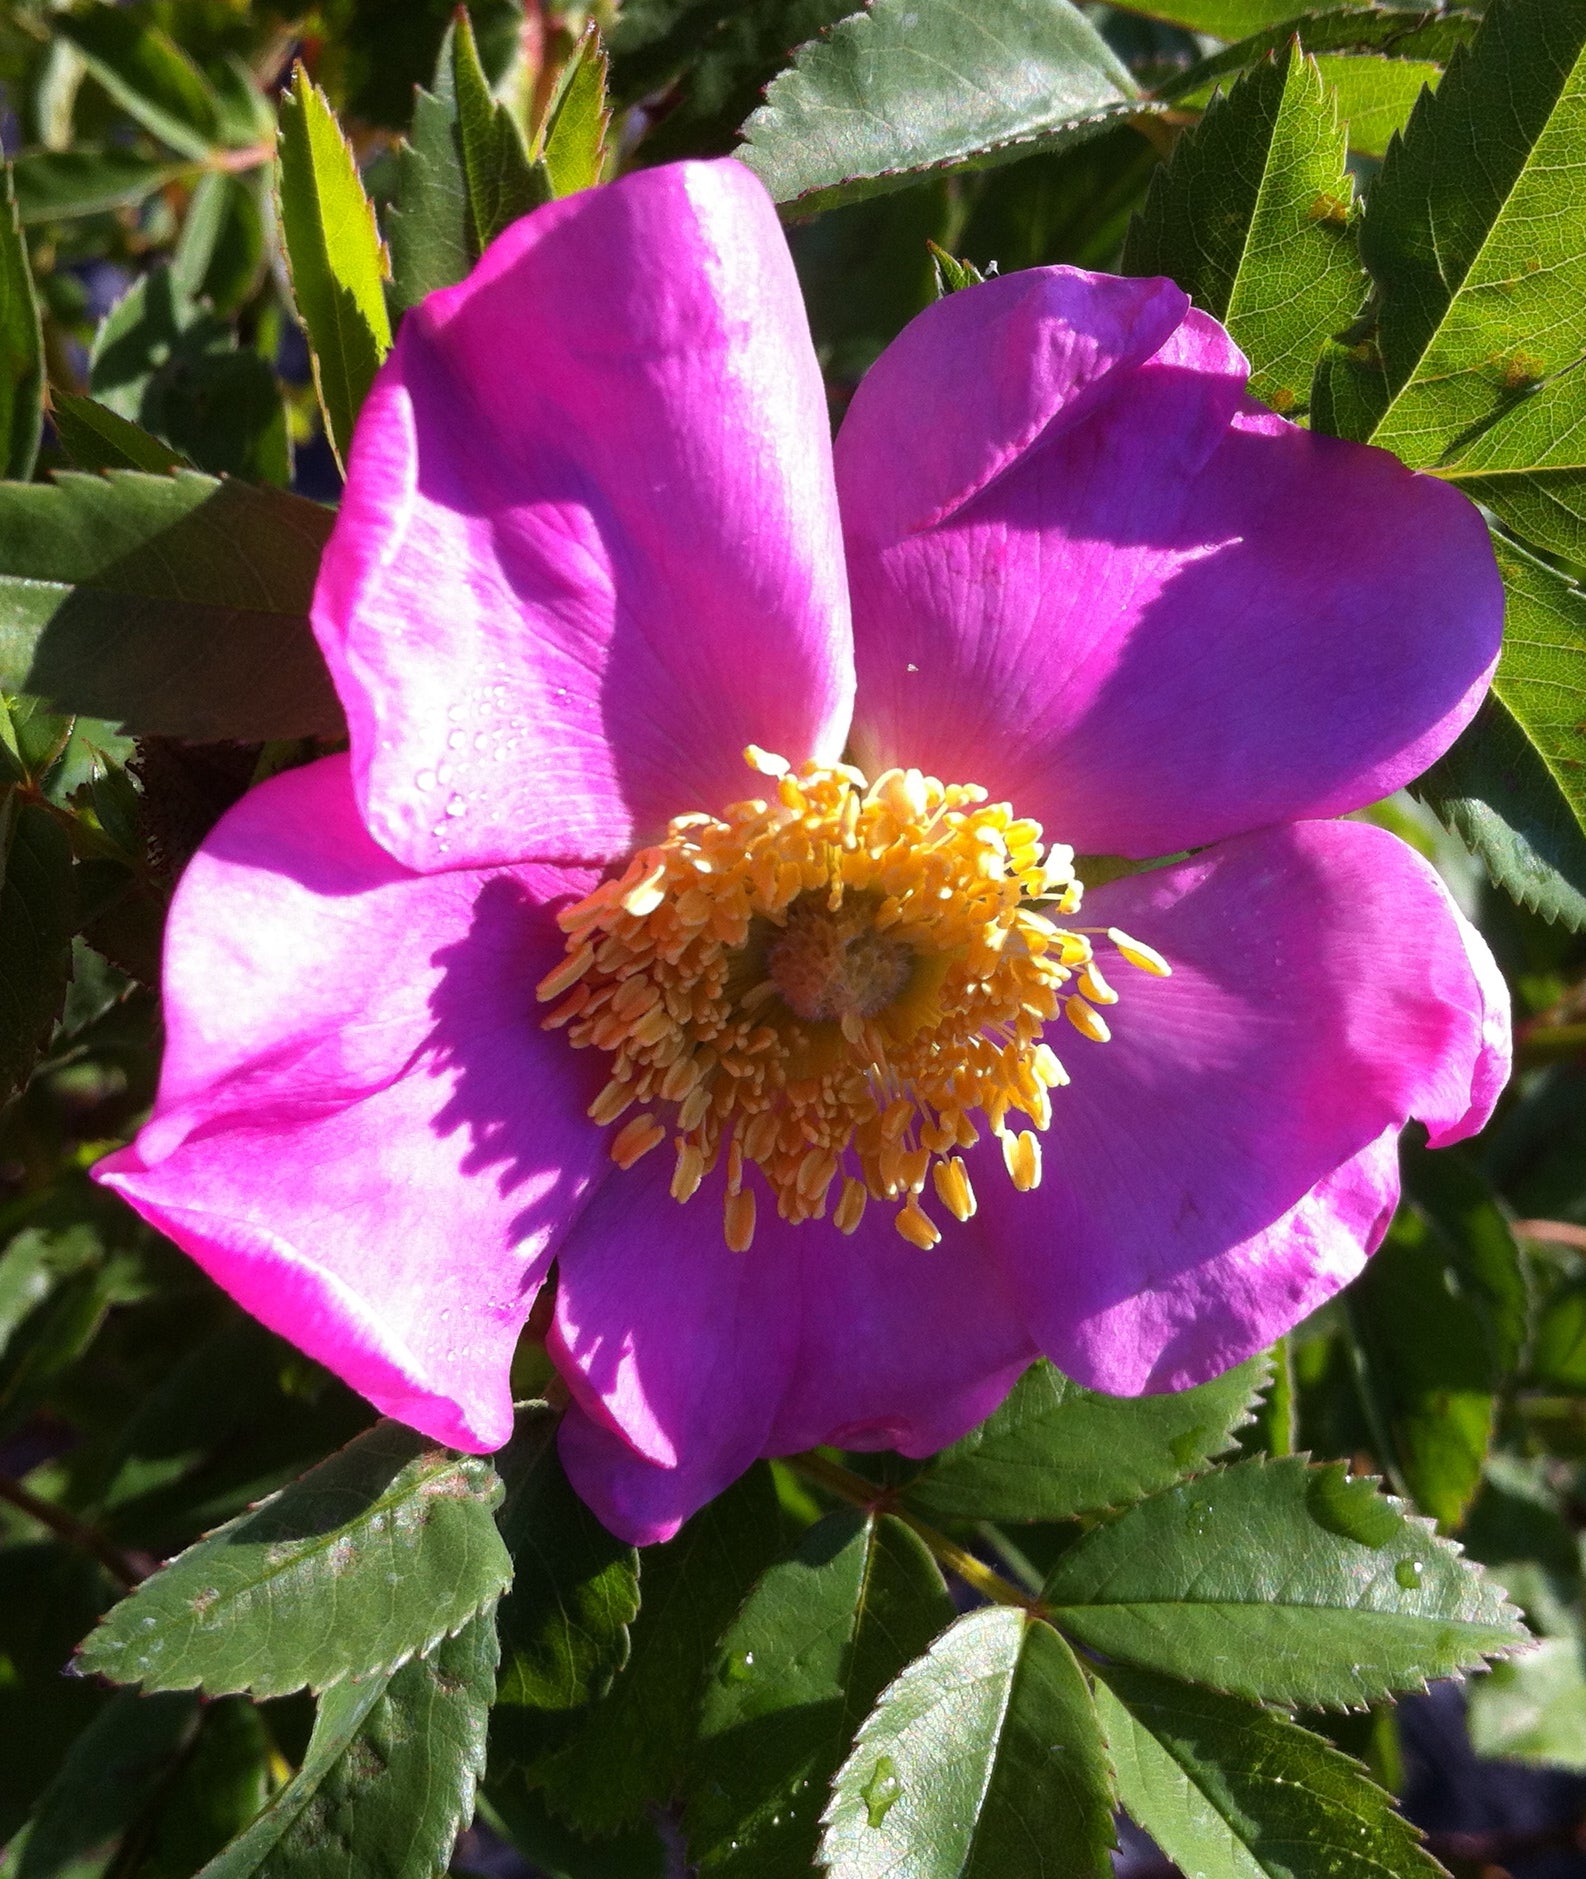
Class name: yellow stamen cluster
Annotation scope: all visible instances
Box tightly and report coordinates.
[536,750,1168,1251]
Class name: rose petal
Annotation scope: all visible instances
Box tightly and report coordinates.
[96,756,611,1451]
[838,268,1502,856]
[315,158,852,874]
[550,1156,1035,1544]
[974,818,1509,1394]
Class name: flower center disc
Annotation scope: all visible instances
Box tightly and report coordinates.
[536,749,1168,1252]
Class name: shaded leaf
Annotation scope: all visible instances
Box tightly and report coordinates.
[1416,539,1586,929]
[4,1690,199,1879]
[0,166,42,482]
[493,1404,639,1713]
[540,26,611,198]
[1316,53,1440,159]
[199,1611,496,1879]
[1122,0,1342,33]
[739,0,1144,215]
[687,1510,953,1877]
[1344,0,1586,470]
[50,394,188,474]
[387,26,472,312]
[1094,1663,1443,1879]
[89,267,288,485]
[75,1421,510,1699]
[1467,1635,1586,1770]
[276,68,392,472]
[1342,1206,1499,1530]
[55,10,220,161]
[905,1356,1265,1525]
[452,10,550,252]
[819,1608,1115,1879]
[0,799,74,1104]
[481,1779,667,1879]
[1152,7,1477,108]
[10,148,183,225]
[536,1465,786,1834]
[1123,46,1360,417]
[0,470,344,742]
[1041,1456,1526,1706]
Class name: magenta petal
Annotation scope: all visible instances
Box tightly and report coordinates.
[977,819,1509,1395]
[838,270,1503,857]
[550,1159,1036,1544]
[550,1160,797,1542]
[95,756,612,1452]
[315,158,853,874]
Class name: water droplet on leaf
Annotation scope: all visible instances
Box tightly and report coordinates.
[861,1755,902,1829]
[1305,1468,1399,1548]
[1395,1556,1424,1590]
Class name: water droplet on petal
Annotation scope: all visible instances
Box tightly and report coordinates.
[445,794,467,818]
[415,770,438,792]
[447,729,467,750]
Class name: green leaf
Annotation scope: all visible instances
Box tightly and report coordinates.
[1316,53,1440,158]
[1336,0,1586,466]
[1041,1456,1527,1706]
[904,1356,1265,1525]
[687,1509,953,1877]
[387,27,472,312]
[1119,0,1346,33]
[452,11,550,253]
[535,1464,786,1834]
[55,10,221,161]
[0,1544,117,1842]
[1094,1663,1443,1879]
[1467,1635,1586,1770]
[819,1608,1116,1879]
[0,167,42,482]
[10,149,185,225]
[0,1220,102,1361]
[1123,47,1360,418]
[1342,1207,1498,1530]
[1403,1139,1530,1378]
[1416,538,1586,929]
[1153,8,1477,109]
[172,171,268,319]
[199,1610,496,1879]
[4,1690,200,1879]
[738,0,1144,215]
[50,394,188,474]
[481,1779,667,1879]
[0,799,74,1104]
[75,1421,511,1699]
[0,470,344,742]
[540,26,611,197]
[89,267,288,484]
[276,67,392,472]
[493,1404,639,1713]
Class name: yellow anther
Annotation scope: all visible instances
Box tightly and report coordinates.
[834,1177,868,1235]
[671,1139,705,1202]
[895,1195,942,1250]
[1065,996,1111,1044]
[621,865,668,918]
[542,749,1155,1251]
[588,1078,636,1126]
[933,1156,977,1222]
[610,1113,666,1170]
[1076,964,1117,1006]
[1002,1129,1042,1192]
[724,1185,757,1253]
[1108,927,1172,976]
[536,942,596,1003]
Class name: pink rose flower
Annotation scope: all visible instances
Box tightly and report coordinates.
[97,160,1509,1545]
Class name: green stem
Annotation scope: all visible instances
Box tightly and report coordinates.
[789,1452,1041,1613]
[0,1471,153,1589]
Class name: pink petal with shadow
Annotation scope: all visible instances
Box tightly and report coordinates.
[96,755,611,1452]
[314,158,852,875]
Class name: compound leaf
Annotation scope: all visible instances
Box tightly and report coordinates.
[820,1608,1115,1879]
[1042,1456,1526,1707]
[75,1422,510,1699]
